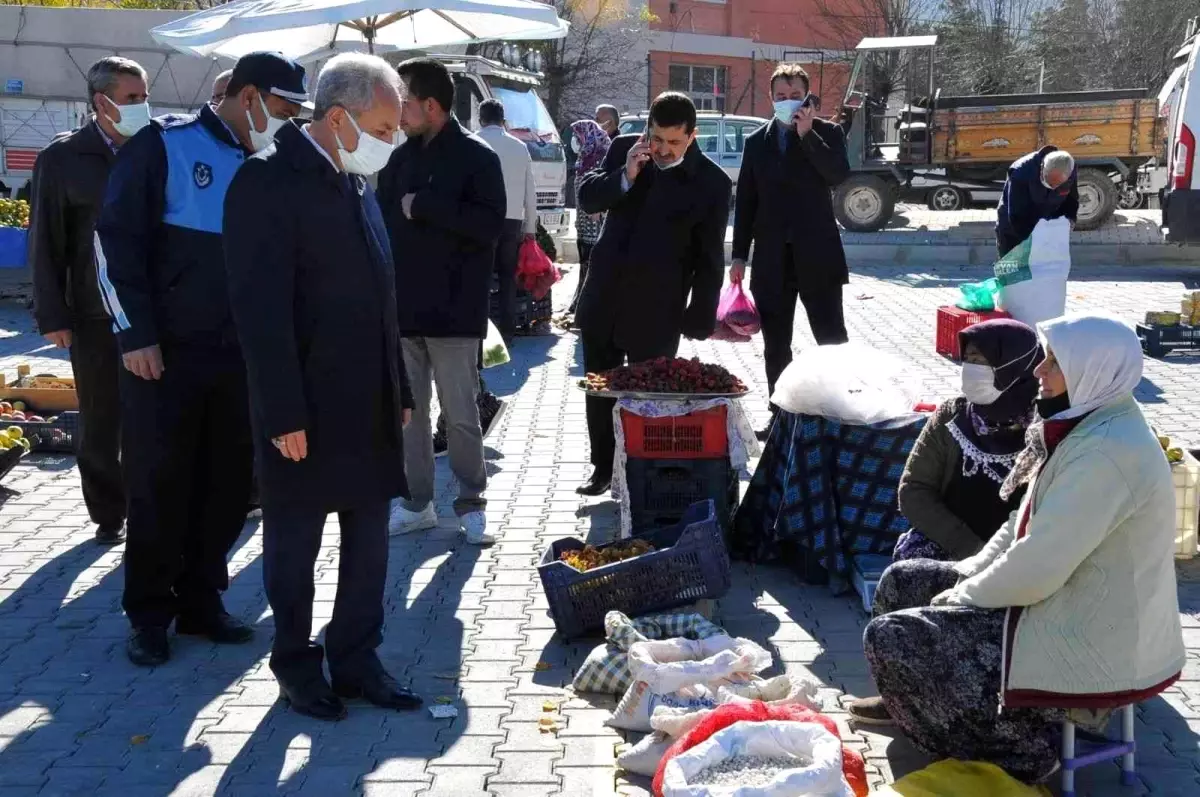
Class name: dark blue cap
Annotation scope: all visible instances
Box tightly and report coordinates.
[230,51,310,107]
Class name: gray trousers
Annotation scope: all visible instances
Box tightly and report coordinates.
[401,337,487,515]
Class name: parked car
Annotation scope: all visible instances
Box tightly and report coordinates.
[619,112,768,187]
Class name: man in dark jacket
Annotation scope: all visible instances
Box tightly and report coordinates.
[575,92,731,495]
[226,53,421,721]
[731,63,850,435]
[996,146,1078,256]
[28,56,149,546]
[377,58,506,545]
[96,51,308,667]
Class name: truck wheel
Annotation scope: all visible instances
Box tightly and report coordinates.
[927,185,966,211]
[1075,168,1117,230]
[835,174,896,232]
[1116,183,1144,210]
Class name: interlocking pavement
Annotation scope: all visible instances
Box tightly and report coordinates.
[0,259,1198,796]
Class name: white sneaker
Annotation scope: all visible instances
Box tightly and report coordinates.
[459,511,495,546]
[389,502,438,537]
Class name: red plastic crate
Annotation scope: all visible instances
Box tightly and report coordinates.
[936,306,1011,360]
[620,406,728,459]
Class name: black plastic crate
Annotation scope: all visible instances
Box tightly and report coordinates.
[491,287,552,335]
[0,445,24,482]
[536,500,731,638]
[626,457,739,530]
[1138,323,1200,358]
[8,411,78,453]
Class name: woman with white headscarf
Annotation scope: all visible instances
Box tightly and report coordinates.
[860,312,1186,782]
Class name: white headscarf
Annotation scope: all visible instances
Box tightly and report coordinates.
[1037,312,1143,420]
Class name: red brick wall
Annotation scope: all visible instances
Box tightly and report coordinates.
[648,53,850,118]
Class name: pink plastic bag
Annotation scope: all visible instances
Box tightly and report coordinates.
[517,239,561,300]
[716,279,761,338]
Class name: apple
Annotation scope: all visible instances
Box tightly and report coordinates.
[27,415,43,422]
[0,402,11,413]
[6,427,21,441]
[0,414,11,421]
[11,412,25,421]
[12,401,26,412]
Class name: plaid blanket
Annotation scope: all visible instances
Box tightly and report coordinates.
[731,411,926,592]
[572,610,725,695]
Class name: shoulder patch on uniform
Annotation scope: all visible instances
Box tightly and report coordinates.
[193,161,213,189]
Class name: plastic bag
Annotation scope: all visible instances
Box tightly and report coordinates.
[517,238,561,300]
[716,279,761,339]
[652,702,869,797]
[956,278,998,311]
[770,343,920,425]
[609,636,772,732]
[481,321,510,368]
[994,218,1070,326]
[661,720,852,797]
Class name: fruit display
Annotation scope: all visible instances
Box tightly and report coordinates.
[1157,432,1187,464]
[0,401,55,424]
[0,198,29,230]
[582,357,747,395]
[1183,292,1200,326]
[0,426,31,452]
[558,539,655,572]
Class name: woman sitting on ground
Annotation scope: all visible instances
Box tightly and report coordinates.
[855,313,1185,782]
[893,319,1040,562]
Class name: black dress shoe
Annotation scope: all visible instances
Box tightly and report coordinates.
[127,627,169,667]
[755,427,770,442]
[176,612,255,644]
[575,474,612,496]
[95,523,126,545]
[278,678,347,722]
[333,670,423,711]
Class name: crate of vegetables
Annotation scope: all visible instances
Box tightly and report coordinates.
[536,499,731,638]
[5,412,78,453]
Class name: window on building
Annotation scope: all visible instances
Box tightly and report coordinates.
[666,64,727,113]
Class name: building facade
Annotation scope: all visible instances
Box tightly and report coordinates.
[640,0,854,118]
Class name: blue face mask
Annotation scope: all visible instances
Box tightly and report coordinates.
[773,98,807,124]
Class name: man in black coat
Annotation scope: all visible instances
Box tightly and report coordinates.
[996,146,1078,256]
[575,92,731,495]
[28,56,150,545]
[225,53,421,721]
[377,58,506,545]
[731,63,850,433]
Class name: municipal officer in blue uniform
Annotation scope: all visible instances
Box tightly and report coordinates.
[996,146,1079,257]
[95,52,309,667]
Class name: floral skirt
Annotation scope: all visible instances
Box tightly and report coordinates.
[863,558,1064,782]
[891,529,952,562]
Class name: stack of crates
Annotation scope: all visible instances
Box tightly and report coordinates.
[620,405,739,530]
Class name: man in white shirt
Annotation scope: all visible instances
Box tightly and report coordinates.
[476,98,537,342]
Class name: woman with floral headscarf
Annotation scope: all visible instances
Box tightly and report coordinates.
[854,313,1185,783]
[892,319,1041,562]
[568,119,611,314]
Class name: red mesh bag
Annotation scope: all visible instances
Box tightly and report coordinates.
[516,239,561,299]
[651,700,869,797]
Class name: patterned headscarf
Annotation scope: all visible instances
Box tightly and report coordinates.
[571,119,611,174]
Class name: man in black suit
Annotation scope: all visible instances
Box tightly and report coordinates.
[731,63,850,435]
[574,92,731,495]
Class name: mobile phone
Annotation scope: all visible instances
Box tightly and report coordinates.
[800,95,814,109]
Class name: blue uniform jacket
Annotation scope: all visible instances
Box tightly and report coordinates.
[95,105,249,352]
[996,145,1080,253]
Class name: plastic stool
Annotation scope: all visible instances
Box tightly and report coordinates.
[1061,704,1137,797]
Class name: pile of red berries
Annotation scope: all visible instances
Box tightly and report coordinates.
[583,357,747,394]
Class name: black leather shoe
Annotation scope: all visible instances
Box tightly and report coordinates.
[333,670,423,711]
[176,612,255,644]
[127,627,169,667]
[278,678,347,722]
[575,474,612,496]
[755,427,770,442]
[95,523,126,545]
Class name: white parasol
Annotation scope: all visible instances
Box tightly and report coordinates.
[150,0,568,62]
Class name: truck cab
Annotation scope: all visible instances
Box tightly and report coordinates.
[403,54,569,245]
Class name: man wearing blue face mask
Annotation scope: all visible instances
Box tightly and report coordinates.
[96,51,308,668]
[28,56,150,548]
[731,63,850,439]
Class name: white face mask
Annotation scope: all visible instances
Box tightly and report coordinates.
[247,94,286,152]
[656,154,685,171]
[103,97,151,139]
[960,344,1040,406]
[773,97,808,124]
[338,112,394,176]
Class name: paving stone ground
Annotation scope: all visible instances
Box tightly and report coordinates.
[0,260,1199,796]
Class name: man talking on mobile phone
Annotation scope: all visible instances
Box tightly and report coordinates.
[731,63,850,439]
[573,92,731,496]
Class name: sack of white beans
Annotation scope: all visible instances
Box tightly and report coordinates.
[660,720,854,797]
[607,636,772,732]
